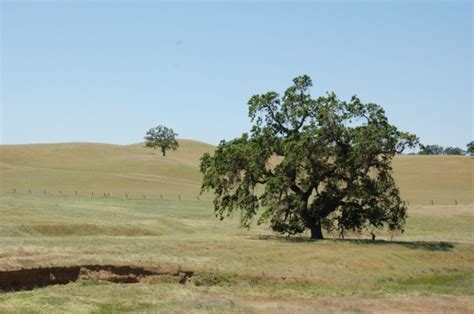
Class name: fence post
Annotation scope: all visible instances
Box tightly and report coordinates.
[455,200,457,205]
[431,200,433,206]
[197,196,200,201]
[44,190,47,195]
[91,192,94,197]
[13,188,16,194]
[160,194,163,200]
[125,193,128,198]
[178,195,181,201]
[75,190,78,196]
[28,189,31,194]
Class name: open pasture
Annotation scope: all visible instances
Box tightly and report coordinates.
[0,141,472,205]
[0,141,473,312]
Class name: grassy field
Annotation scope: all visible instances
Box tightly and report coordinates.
[0,141,473,312]
[0,140,213,200]
[1,140,472,204]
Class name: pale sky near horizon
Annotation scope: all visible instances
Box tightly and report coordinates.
[1,1,472,149]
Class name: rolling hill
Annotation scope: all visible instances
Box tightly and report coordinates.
[0,139,472,204]
[0,140,473,312]
[0,140,213,199]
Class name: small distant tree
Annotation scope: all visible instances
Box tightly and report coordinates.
[418,144,444,155]
[200,75,418,240]
[467,141,474,156]
[444,146,464,156]
[144,125,179,156]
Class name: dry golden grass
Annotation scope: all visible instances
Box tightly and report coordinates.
[0,141,472,312]
[0,140,213,199]
[1,141,472,205]
[392,155,473,205]
[0,192,472,312]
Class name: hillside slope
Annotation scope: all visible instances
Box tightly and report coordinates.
[0,140,213,198]
[0,140,472,204]
[392,155,473,204]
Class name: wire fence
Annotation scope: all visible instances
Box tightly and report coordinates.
[3,188,210,202]
[2,188,471,206]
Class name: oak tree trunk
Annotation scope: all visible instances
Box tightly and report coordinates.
[161,146,166,157]
[310,222,324,240]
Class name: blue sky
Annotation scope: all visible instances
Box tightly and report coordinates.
[1,1,472,148]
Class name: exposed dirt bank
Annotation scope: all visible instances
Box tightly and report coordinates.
[0,265,193,292]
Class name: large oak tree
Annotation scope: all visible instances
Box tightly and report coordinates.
[200,76,418,239]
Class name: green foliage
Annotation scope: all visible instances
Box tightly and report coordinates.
[418,144,444,155]
[200,75,418,239]
[467,141,474,156]
[144,125,179,156]
[444,146,465,156]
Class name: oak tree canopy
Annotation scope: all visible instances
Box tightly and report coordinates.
[200,76,418,239]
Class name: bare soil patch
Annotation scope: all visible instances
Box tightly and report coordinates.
[0,265,193,292]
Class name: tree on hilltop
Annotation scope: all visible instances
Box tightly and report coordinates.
[418,144,444,155]
[144,125,179,156]
[466,141,473,156]
[200,75,418,240]
[444,146,465,156]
